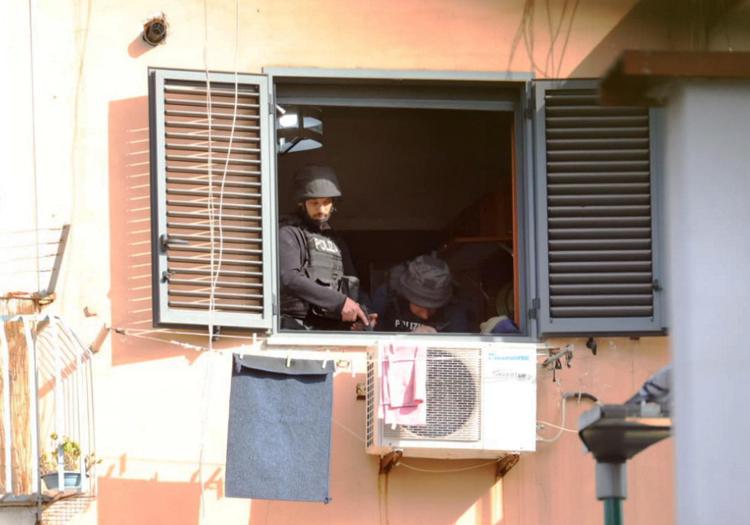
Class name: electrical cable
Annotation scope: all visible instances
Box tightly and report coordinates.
[26,0,41,294]
[536,395,568,442]
[198,1,241,521]
[398,460,499,474]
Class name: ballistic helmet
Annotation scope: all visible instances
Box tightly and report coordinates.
[397,254,453,309]
[292,165,342,202]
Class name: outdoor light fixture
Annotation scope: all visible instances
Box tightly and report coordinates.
[578,404,671,525]
[142,12,168,46]
[277,106,323,154]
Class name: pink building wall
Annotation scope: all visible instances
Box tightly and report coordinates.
[16,1,682,523]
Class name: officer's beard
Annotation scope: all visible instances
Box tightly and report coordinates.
[299,208,332,230]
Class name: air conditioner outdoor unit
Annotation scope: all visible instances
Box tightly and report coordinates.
[365,343,537,459]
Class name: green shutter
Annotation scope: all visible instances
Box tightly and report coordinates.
[149,68,272,329]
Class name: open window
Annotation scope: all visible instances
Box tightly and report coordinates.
[148,68,665,339]
[273,76,527,336]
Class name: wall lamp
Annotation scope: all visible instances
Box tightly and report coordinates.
[277,106,323,154]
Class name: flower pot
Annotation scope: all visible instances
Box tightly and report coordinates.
[42,472,82,490]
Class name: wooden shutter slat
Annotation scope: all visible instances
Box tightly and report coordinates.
[547,160,651,172]
[165,98,260,110]
[548,227,651,240]
[164,121,260,132]
[547,127,648,139]
[168,256,261,266]
[167,245,262,256]
[167,143,261,154]
[548,205,650,217]
[166,188,260,199]
[549,272,652,284]
[551,306,653,317]
[551,295,653,306]
[547,138,649,150]
[168,301,263,312]
[166,131,260,143]
[548,183,650,195]
[549,249,652,261]
[549,217,651,228]
[167,223,262,234]
[550,283,654,294]
[165,84,258,97]
[164,109,260,121]
[548,194,651,206]
[166,154,260,166]
[172,267,262,278]
[166,166,260,176]
[546,115,648,127]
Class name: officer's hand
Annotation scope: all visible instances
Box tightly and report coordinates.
[341,297,368,324]
[413,324,437,334]
[351,313,378,331]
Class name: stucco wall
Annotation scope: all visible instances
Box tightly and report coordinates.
[5,1,683,524]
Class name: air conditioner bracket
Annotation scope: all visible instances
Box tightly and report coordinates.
[379,450,403,475]
[496,453,520,480]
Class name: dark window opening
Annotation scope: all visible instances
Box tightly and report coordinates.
[277,105,521,335]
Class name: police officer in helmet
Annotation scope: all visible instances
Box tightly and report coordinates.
[279,165,371,330]
[374,254,470,333]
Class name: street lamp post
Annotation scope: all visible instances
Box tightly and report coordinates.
[578,404,671,525]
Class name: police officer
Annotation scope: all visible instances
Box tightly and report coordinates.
[374,254,470,333]
[279,165,371,330]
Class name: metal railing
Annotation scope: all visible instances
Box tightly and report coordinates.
[0,314,95,503]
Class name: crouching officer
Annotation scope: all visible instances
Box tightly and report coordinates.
[373,254,470,333]
[279,165,372,330]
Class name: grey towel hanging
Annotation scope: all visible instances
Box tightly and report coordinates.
[225,354,336,503]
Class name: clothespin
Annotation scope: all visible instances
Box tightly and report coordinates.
[286,355,292,368]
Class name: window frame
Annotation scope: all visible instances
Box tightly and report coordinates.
[263,68,538,345]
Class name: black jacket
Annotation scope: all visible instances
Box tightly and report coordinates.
[278,215,356,321]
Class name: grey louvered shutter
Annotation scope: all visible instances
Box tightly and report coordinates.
[149,68,272,329]
[533,80,664,335]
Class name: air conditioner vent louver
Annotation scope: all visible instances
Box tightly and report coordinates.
[385,348,480,441]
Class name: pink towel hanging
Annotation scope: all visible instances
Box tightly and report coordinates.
[379,343,427,426]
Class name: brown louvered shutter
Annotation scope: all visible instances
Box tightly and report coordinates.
[149,69,271,329]
[533,80,663,335]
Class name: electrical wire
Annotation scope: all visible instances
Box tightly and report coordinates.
[198,1,241,521]
[398,460,499,474]
[536,394,569,442]
[26,0,41,294]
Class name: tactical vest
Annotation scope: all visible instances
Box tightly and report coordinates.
[303,229,344,291]
[385,294,448,332]
[302,228,345,319]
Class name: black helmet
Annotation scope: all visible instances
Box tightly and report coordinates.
[292,165,342,202]
[397,254,453,308]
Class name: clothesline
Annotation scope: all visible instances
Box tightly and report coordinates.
[114,326,548,361]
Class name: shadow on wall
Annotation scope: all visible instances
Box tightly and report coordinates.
[108,96,201,367]
[98,476,201,525]
[570,0,696,77]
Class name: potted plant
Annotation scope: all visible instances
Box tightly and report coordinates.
[40,433,82,490]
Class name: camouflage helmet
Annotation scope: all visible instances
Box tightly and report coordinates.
[292,165,342,202]
[397,254,453,309]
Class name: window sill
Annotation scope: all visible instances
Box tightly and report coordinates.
[265,330,536,349]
